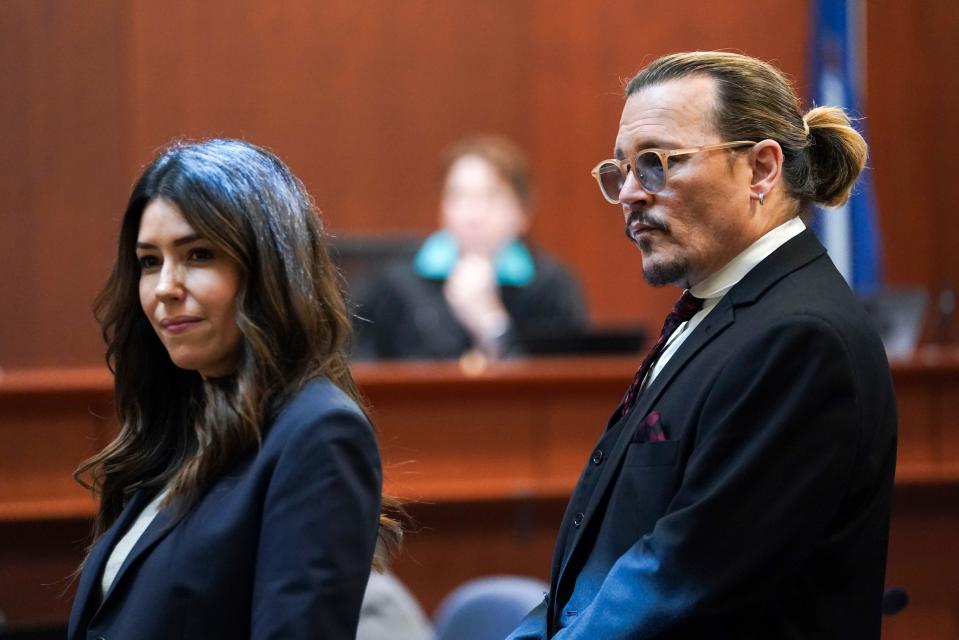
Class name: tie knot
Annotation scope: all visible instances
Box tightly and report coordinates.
[672,290,704,322]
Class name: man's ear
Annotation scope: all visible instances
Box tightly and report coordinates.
[750,139,784,199]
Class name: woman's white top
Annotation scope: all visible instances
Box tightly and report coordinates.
[100,489,168,597]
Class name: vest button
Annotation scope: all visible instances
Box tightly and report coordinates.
[591,449,604,465]
[573,512,585,527]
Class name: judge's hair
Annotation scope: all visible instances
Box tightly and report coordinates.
[440,134,532,210]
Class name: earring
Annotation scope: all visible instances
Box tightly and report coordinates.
[757,192,765,206]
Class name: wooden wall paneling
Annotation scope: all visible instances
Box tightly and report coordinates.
[891,372,938,476]
[2,1,959,632]
[125,1,534,237]
[3,1,958,369]
[891,356,959,482]
[525,0,678,329]
[924,2,959,291]
[126,1,401,230]
[538,382,623,486]
[1,356,958,632]
[525,0,809,328]
[934,375,959,473]
[393,498,566,615]
[0,1,130,369]
[0,520,88,624]
[924,1,959,294]
[370,384,540,502]
[360,1,535,236]
[0,3,42,369]
[0,368,113,520]
[0,395,103,520]
[884,486,959,640]
[866,3,940,292]
[357,357,642,502]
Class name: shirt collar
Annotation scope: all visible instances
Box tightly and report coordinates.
[690,216,806,301]
[413,230,536,286]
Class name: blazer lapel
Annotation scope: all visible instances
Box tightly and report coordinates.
[97,494,176,609]
[630,302,735,422]
[69,491,150,639]
[554,305,734,593]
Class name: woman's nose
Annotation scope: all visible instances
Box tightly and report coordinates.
[155,262,184,301]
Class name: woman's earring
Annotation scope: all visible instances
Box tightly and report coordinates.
[757,192,765,206]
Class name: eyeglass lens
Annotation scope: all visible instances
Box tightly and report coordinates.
[635,151,666,193]
[596,163,626,203]
[596,151,667,202]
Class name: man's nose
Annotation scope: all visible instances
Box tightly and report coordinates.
[619,169,651,213]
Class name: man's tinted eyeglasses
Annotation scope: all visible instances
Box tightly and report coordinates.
[590,141,756,204]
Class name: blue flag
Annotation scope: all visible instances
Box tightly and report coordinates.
[809,0,882,293]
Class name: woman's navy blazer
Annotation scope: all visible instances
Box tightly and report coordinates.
[68,377,382,640]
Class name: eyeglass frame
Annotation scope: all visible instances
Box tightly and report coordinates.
[590,140,757,204]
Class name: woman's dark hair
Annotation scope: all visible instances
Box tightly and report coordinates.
[76,138,401,567]
[625,51,868,213]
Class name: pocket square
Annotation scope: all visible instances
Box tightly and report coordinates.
[636,410,667,442]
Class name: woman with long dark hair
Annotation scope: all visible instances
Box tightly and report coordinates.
[69,139,400,639]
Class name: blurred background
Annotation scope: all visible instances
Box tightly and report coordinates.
[1,1,957,638]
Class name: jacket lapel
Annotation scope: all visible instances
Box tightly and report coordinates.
[97,494,176,608]
[554,304,734,593]
[69,491,150,639]
[630,303,735,422]
[71,490,179,634]
[553,229,828,595]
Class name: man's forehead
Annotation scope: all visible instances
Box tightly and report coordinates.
[615,76,718,153]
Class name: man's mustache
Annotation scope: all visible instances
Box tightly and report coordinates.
[625,212,669,241]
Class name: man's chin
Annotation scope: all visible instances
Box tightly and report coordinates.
[642,258,688,287]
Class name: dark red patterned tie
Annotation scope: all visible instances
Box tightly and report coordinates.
[618,290,704,420]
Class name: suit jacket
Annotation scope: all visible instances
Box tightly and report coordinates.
[68,378,382,640]
[508,230,898,639]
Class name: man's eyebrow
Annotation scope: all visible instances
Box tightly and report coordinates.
[641,138,680,151]
[136,234,203,249]
[643,138,675,149]
[615,138,679,162]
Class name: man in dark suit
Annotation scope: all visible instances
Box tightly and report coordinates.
[508,51,897,639]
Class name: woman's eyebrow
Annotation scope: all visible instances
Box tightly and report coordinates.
[136,234,202,250]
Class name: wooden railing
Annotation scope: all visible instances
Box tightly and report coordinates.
[1,352,957,636]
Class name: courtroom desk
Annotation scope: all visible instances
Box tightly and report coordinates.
[879,347,959,640]
[0,352,957,637]
[354,356,642,504]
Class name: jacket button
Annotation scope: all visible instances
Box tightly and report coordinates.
[573,512,584,527]
[591,449,604,465]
